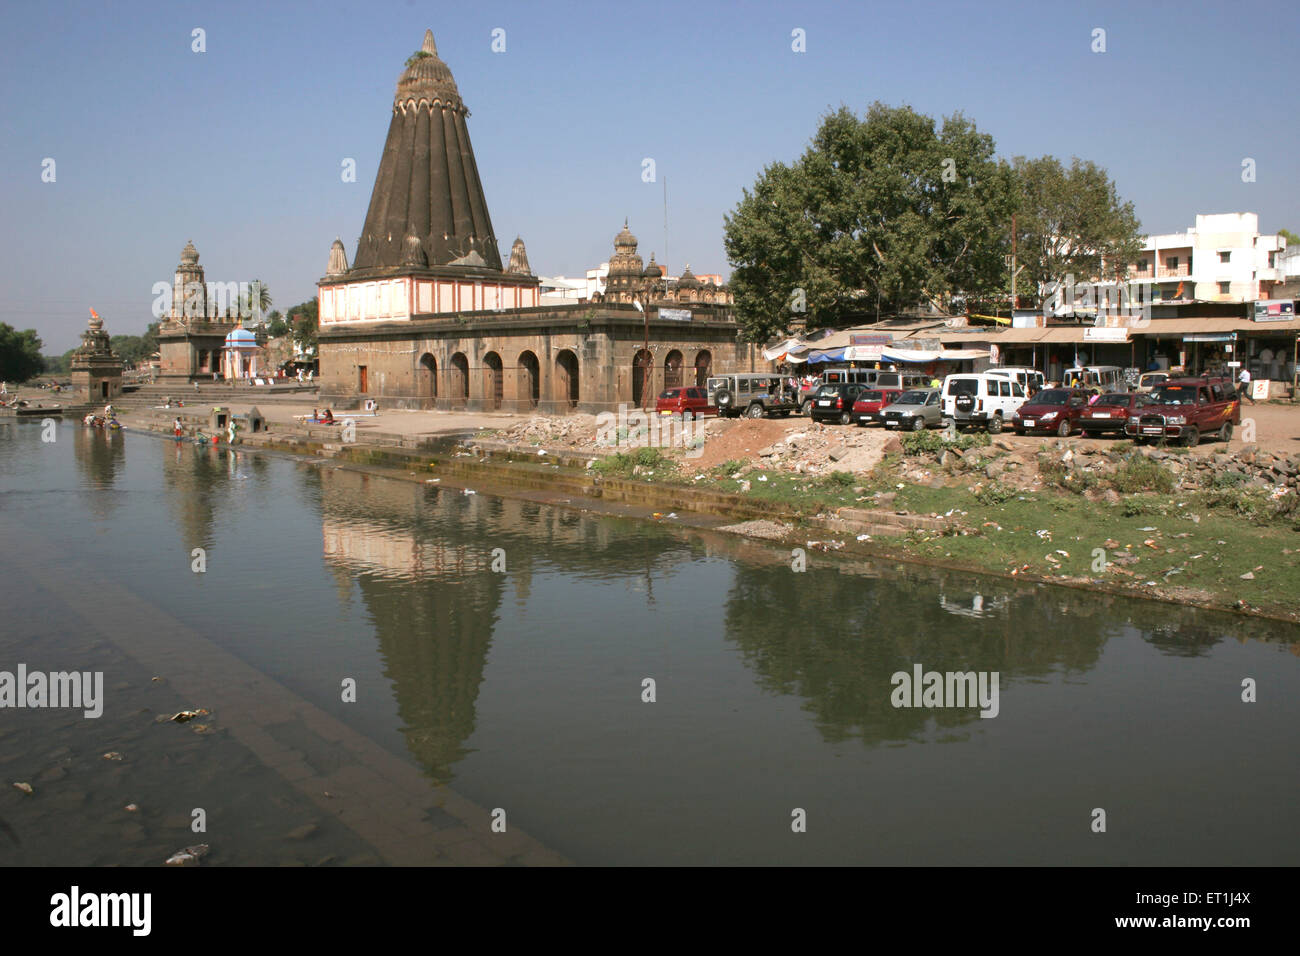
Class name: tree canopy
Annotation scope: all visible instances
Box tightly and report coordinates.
[0,323,45,382]
[1010,156,1143,307]
[286,299,318,354]
[724,103,1015,341]
[724,102,1144,340]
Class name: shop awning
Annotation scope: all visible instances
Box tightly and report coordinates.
[881,347,991,363]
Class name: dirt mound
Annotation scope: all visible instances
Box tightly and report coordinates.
[691,419,798,470]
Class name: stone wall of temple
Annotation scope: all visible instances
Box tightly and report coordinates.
[316,306,762,413]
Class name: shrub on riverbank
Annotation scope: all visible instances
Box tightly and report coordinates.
[592,447,675,478]
[900,430,990,456]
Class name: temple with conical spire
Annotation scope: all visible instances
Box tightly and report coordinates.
[319,29,539,327]
[315,29,745,413]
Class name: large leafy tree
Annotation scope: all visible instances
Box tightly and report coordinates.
[265,310,289,338]
[286,299,318,354]
[724,103,1014,341]
[1278,228,1299,248]
[0,323,45,382]
[1010,156,1143,308]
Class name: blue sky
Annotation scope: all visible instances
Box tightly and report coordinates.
[2,0,1297,351]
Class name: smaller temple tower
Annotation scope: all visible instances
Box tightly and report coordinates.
[156,239,238,380]
[69,310,123,403]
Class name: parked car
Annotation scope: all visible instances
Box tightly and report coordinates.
[1124,376,1240,446]
[809,383,868,424]
[706,373,799,419]
[1135,371,1169,393]
[940,373,1029,433]
[1012,388,1093,436]
[850,388,903,426]
[1078,391,1150,436]
[654,386,714,420]
[880,389,943,430]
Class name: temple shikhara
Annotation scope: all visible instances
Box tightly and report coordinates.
[156,240,243,381]
[317,30,749,412]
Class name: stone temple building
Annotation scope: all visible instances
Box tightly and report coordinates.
[156,240,241,381]
[70,310,123,403]
[317,29,754,412]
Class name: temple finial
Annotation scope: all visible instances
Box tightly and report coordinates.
[422,29,437,56]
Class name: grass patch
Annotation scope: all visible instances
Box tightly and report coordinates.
[1111,454,1175,494]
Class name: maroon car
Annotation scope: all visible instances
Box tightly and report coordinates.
[1078,391,1149,436]
[655,386,714,420]
[1011,388,1092,437]
[850,388,902,426]
[1124,376,1240,446]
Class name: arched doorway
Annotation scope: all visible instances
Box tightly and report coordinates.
[694,350,713,387]
[632,349,653,407]
[484,352,504,410]
[517,351,539,409]
[663,350,684,389]
[418,353,437,405]
[450,352,469,405]
[555,349,580,408]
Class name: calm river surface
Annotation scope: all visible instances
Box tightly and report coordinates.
[1,421,1297,865]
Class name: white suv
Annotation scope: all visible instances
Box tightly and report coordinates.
[941,373,1029,433]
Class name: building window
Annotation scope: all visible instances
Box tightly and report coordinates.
[1218,251,1231,263]
[1165,256,1178,270]
[1218,281,1231,295]
[1136,259,1148,272]
[1269,251,1277,268]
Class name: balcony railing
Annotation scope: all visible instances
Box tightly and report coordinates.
[1156,265,1191,278]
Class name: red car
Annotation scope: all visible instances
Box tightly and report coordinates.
[655,386,715,420]
[1078,392,1149,436]
[851,388,902,426]
[1012,388,1092,436]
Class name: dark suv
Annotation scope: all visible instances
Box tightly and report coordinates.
[1124,376,1240,446]
[809,383,868,424]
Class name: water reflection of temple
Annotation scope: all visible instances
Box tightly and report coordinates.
[314,468,700,781]
[72,425,126,519]
[158,444,266,550]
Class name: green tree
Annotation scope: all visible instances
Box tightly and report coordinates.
[242,280,272,324]
[1010,156,1143,308]
[723,103,1015,341]
[1278,228,1300,248]
[265,310,288,337]
[41,348,77,375]
[109,335,147,367]
[0,324,46,382]
[141,321,160,360]
[287,299,318,354]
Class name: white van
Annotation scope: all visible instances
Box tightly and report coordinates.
[940,373,1029,433]
[985,366,1045,394]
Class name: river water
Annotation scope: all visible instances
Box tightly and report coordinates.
[0,421,1296,865]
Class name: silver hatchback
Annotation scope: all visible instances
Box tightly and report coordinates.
[880,389,943,431]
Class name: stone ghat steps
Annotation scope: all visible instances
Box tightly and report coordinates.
[117,383,319,406]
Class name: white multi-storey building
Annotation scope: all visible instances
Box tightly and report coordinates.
[1126,212,1287,303]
